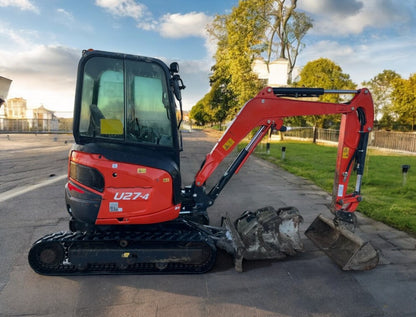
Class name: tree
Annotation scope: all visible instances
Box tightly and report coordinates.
[391,73,416,131]
[208,74,237,130]
[378,113,395,130]
[263,1,313,83]
[362,70,401,122]
[207,2,264,114]
[296,58,356,102]
[189,98,212,126]
[223,0,267,106]
[206,0,313,116]
[295,58,356,142]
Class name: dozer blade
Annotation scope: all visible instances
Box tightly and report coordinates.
[305,214,379,270]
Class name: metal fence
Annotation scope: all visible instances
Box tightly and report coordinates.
[2,119,416,153]
[282,127,340,143]
[372,130,416,153]
[280,127,416,153]
[0,118,73,133]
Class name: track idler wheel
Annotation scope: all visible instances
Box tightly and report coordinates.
[28,241,65,273]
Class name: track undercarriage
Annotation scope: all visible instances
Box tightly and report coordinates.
[28,206,304,275]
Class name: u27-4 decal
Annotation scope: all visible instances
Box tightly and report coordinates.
[113,192,150,201]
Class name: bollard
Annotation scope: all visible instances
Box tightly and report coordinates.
[281,146,286,160]
[402,165,410,186]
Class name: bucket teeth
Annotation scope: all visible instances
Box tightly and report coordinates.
[305,214,379,270]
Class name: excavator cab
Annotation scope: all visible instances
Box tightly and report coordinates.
[66,50,185,230]
[73,50,181,147]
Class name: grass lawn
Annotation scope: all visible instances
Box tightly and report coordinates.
[251,140,416,235]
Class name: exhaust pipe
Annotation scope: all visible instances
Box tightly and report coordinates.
[305,214,379,270]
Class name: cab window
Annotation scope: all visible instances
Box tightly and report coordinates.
[78,56,173,147]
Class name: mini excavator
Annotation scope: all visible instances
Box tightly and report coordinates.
[28,50,379,275]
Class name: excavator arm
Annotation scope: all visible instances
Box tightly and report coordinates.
[186,87,374,227]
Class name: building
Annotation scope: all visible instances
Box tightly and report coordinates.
[4,97,28,118]
[252,57,300,86]
[0,97,59,132]
[31,105,59,131]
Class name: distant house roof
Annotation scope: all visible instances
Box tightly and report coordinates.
[33,105,57,119]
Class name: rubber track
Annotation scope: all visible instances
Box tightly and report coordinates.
[28,223,217,275]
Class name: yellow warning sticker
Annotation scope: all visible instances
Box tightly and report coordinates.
[100,119,123,135]
[163,178,170,183]
[137,168,147,174]
[121,252,130,258]
[222,138,235,151]
[342,147,349,159]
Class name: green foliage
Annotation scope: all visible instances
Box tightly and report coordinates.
[189,95,213,126]
[251,141,416,234]
[208,77,236,129]
[222,0,266,106]
[205,0,313,119]
[391,73,416,131]
[297,58,356,96]
[295,58,356,129]
[362,69,401,121]
[378,113,396,130]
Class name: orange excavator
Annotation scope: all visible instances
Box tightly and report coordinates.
[28,49,379,275]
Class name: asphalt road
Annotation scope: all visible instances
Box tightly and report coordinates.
[0,131,416,317]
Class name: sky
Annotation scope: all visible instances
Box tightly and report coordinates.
[1,0,415,117]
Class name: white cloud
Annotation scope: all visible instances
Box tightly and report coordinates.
[0,22,39,49]
[296,0,416,87]
[159,12,212,39]
[95,1,212,39]
[0,41,210,113]
[299,0,363,16]
[95,0,149,20]
[0,45,80,112]
[298,37,416,85]
[94,1,215,61]
[54,8,94,33]
[57,8,75,23]
[299,0,412,35]
[300,40,355,62]
[157,12,214,63]
[0,0,39,13]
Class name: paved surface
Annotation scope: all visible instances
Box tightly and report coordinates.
[1,130,416,316]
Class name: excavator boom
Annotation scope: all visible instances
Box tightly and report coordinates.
[190,87,373,217]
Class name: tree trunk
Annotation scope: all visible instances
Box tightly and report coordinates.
[313,125,318,144]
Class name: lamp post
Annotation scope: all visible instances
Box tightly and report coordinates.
[281,146,286,160]
[402,165,410,186]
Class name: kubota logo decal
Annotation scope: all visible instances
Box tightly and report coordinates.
[113,192,150,201]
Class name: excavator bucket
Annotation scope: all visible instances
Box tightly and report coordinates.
[217,206,304,272]
[305,214,379,270]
